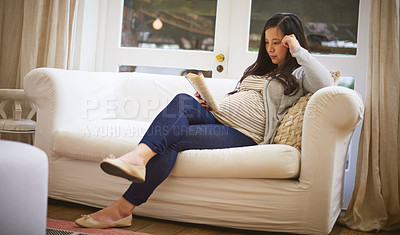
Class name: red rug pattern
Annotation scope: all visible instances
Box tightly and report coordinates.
[47,218,150,235]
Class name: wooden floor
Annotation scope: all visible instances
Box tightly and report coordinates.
[47,199,399,235]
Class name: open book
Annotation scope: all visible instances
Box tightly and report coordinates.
[185,73,219,111]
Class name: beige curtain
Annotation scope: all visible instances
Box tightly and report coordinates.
[0,0,77,143]
[0,0,78,89]
[0,0,24,89]
[343,0,400,232]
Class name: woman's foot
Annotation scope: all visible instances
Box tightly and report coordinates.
[75,214,132,229]
[100,156,146,183]
[100,144,156,182]
[75,198,135,228]
[118,143,157,167]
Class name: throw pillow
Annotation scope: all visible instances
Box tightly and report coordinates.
[273,70,341,151]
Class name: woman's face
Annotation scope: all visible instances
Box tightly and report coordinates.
[265,27,288,68]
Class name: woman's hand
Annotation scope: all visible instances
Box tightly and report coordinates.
[281,34,300,54]
[194,92,213,111]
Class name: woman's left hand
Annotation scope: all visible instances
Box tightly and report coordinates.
[281,34,300,54]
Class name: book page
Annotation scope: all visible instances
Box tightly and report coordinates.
[185,73,219,111]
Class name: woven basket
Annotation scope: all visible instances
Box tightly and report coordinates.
[273,70,341,151]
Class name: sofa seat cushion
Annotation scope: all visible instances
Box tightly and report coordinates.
[170,144,300,179]
[54,119,151,162]
[54,120,300,179]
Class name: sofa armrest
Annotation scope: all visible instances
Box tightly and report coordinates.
[23,68,121,158]
[301,86,364,184]
[300,86,364,227]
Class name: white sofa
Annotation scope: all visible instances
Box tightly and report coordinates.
[24,68,364,234]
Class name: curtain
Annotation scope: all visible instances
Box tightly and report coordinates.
[0,0,77,143]
[0,0,24,89]
[0,0,78,89]
[343,0,400,232]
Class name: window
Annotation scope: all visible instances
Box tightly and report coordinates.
[97,0,369,81]
[121,0,217,51]
[249,0,359,55]
[338,76,355,89]
[101,0,226,76]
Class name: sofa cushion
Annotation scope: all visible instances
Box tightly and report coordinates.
[53,119,151,162]
[114,73,238,122]
[273,93,312,151]
[170,144,300,179]
[273,70,341,151]
[54,119,300,179]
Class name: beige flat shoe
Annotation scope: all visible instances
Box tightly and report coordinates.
[75,214,132,229]
[100,155,146,183]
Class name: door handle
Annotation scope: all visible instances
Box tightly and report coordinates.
[216,54,225,62]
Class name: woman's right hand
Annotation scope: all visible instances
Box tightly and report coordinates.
[194,92,212,111]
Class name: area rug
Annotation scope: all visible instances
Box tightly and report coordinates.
[46,218,149,235]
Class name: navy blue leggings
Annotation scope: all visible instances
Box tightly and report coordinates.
[122,93,256,206]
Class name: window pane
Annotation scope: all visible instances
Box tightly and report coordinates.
[249,0,359,55]
[337,76,355,89]
[119,65,212,78]
[122,0,217,51]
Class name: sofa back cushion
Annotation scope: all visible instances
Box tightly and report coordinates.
[114,73,237,122]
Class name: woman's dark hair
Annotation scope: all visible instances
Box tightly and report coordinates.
[230,13,309,95]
